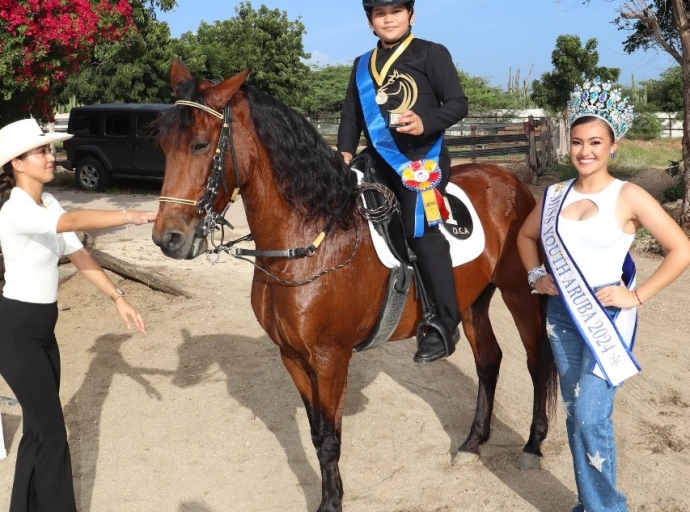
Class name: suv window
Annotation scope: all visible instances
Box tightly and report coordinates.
[70,112,99,135]
[136,113,158,138]
[105,113,130,137]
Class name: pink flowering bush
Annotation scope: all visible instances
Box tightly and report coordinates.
[0,0,134,121]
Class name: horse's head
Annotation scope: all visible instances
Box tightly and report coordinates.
[152,59,251,259]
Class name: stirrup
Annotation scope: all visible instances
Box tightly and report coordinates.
[416,317,458,357]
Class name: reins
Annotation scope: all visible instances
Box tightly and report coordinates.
[160,99,358,283]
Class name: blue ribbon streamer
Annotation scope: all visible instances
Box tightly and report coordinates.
[355,50,443,237]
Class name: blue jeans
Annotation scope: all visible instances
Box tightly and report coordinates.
[547,293,628,512]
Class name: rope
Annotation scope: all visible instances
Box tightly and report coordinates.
[355,182,398,224]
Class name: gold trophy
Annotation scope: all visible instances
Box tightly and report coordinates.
[377,71,418,129]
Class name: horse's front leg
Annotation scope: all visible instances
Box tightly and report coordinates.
[501,291,557,470]
[452,285,501,465]
[280,346,351,512]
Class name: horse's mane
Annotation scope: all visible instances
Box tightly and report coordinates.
[158,77,357,227]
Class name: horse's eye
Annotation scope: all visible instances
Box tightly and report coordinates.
[192,142,210,153]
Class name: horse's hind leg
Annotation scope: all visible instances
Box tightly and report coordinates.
[279,346,350,512]
[452,284,501,465]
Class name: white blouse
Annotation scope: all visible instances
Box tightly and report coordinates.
[0,187,82,303]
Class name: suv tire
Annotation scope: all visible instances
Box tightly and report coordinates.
[75,157,112,191]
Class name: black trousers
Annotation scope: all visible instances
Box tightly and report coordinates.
[367,149,461,335]
[0,298,77,512]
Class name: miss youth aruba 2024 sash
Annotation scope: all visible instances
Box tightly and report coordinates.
[541,179,640,387]
[355,38,445,238]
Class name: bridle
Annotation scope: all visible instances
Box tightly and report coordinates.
[159,100,239,241]
[158,98,360,284]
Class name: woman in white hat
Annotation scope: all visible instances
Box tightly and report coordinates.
[0,118,157,512]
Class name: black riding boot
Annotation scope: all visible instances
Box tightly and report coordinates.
[408,229,461,363]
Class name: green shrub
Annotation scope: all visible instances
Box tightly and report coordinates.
[626,112,662,141]
[662,159,684,202]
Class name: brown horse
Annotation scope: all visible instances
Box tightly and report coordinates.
[152,59,557,512]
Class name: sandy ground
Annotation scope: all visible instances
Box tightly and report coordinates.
[1,167,689,512]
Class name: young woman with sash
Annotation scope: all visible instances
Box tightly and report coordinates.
[338,0,469,363]
[517,78,690,511]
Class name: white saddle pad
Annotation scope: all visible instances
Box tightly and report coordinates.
[355,170,486,269]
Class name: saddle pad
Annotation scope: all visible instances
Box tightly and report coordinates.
[355,170,486,268]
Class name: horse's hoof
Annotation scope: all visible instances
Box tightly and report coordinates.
[451,450,480,466]
[515,452,542,470]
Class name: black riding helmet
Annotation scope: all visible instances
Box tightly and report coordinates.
[363,0,415,17]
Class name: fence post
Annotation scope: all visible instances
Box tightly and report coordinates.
[538,117,547,169]
[470,124,477,164]
[544,117,553,167]
[553,117,567,162]
[525,116,538,184]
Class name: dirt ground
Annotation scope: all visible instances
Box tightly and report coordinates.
[1,166,689,512]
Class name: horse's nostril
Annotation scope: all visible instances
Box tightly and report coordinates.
[162,231,185,252]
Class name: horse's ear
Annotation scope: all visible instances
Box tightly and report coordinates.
[207,67,251,110]
[170,59,193,93]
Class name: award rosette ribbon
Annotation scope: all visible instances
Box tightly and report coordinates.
[400,159,444,224]
[355,42,446,237]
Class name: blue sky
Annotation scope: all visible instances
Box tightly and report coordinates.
[156,0,677,88]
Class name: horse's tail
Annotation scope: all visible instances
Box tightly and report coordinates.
[539,294,559,418]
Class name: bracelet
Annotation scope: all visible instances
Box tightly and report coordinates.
[122,209,128,225]
[113,294,125,304]
[634,289,643,305]
[110,287,125,302]
[527,264,548,290]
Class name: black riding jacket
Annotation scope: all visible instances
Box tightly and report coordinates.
[337,37,468,164]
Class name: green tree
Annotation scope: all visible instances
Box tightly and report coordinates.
[530,35,620,114]
[185,2,311,108]
[584,0,690,227]
[655,66,684,112]
[631,68,684,113]
[301,64,351,119]
[459,72,532,114]
[58,19,178,105]
[57,0,178,106]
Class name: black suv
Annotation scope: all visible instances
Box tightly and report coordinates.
[62,103,172,191]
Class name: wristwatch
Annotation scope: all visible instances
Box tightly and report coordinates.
[110,287,125,302]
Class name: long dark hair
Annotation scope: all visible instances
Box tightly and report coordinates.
[0,162,16,208]
[243,84,356,226]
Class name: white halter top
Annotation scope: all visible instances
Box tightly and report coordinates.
[558,179,635,288]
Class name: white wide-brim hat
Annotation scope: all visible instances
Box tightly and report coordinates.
[0,118,73,167]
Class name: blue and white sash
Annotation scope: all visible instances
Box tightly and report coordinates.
[355,49,444,238]
[541,179,640,387]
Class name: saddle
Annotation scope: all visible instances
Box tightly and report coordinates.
[351,153,467,353]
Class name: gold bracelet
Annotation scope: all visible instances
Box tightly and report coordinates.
[122,209,127,225]
[110,287,125,302]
